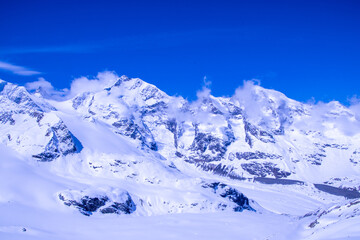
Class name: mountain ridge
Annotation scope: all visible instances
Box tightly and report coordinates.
[0,73,360,239]
[1,74,360,186]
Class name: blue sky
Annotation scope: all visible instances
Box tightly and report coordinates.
[0,0,359,103]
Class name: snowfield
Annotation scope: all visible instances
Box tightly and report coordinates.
[0,74,360,239]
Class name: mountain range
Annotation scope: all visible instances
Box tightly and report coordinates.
[1,73,359,240]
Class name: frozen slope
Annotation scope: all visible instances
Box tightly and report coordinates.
[1,74,360,239]
[50,74,360,188]
[0,143,331,240]
[1,141,359,240]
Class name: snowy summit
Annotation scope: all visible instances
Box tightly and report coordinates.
[1,72,360,240]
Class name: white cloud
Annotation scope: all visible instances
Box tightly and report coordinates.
[231,80,360,136]
[25,77,69,100]
[26,71,119,101]
[0,61,41,76]
[22,71,360,137]
[196,85,211,99]
[69,71,119,97]
[232,79,265,123]
[26,77,54,91]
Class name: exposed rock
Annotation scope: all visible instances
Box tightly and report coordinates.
[32,121,83,161]
[60,195,109,216]
[100,193,136,214]
[306,199,360,230]
[196,162,245,180]
[165,118,178,148]
[32,152,60,162]
[241,162,291,178]
[203,182,255,212]
[29,111,44,123]
[305,153,326,165]
[350,150,360,165]
[141,85,163,101]
[244,120,275,147]
[0,112,15,125]
[72,93,90,110]
[141,101,167,115]
[113,117,157,151]
[59,192,136,216]
[236,151,282,161]
[189,128,233,162]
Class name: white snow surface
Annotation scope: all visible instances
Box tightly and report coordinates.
[1,73,360,239]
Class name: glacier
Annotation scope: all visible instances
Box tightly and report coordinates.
[0,73,360,239]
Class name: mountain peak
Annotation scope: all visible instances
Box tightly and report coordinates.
[113,75,130,87]
[1,75,360,239]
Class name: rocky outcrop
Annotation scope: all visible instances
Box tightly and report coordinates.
[203,182,255,212]
[236,151,282,161]
[32,120,83,161]
[112,117,157,150]
[244,120,275,147]
[100,194,136,214]
[241,162,291,178]
[189,132,227,162]
[0,81,82,161]
[59,192,136,216]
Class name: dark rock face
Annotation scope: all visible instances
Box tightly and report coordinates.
[241,162,291,178]
[113,118,140,138]
[236,151,282,161]
[33,121,83,161]
[165,118,178,148]
[29,111,44,123]
[32,152,60,162]
[141,101,168,116]
[220,188,254,212]
[315,143,349,150]
[224,124,236,145]
[305,153,326,165]
[195,98,224,115]
[78,196,109,213]
[5,86,43,111]
[226,102,243,116]
[202,98,224,115]
[188,123,235,163]
[141,85,163,101]
[0,82,82,162]
[244,121,275,147]
[72,93,90,110]
[113,75,130,87]
[190,132,227,162]
[113,118,157,151]
[350,150,360,165]
[60,195,109,216]
[59,193,136,216]
[196,163,245,180]
[203,182,255,212]
[100,194,136,214]
[0,112,15,125]
[52,121,82,155]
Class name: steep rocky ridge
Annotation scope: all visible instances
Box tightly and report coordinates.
[1,75,360,217]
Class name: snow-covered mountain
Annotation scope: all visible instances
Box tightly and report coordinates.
[1,73,359,239]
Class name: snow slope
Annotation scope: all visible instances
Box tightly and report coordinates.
[1,73,360,239]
